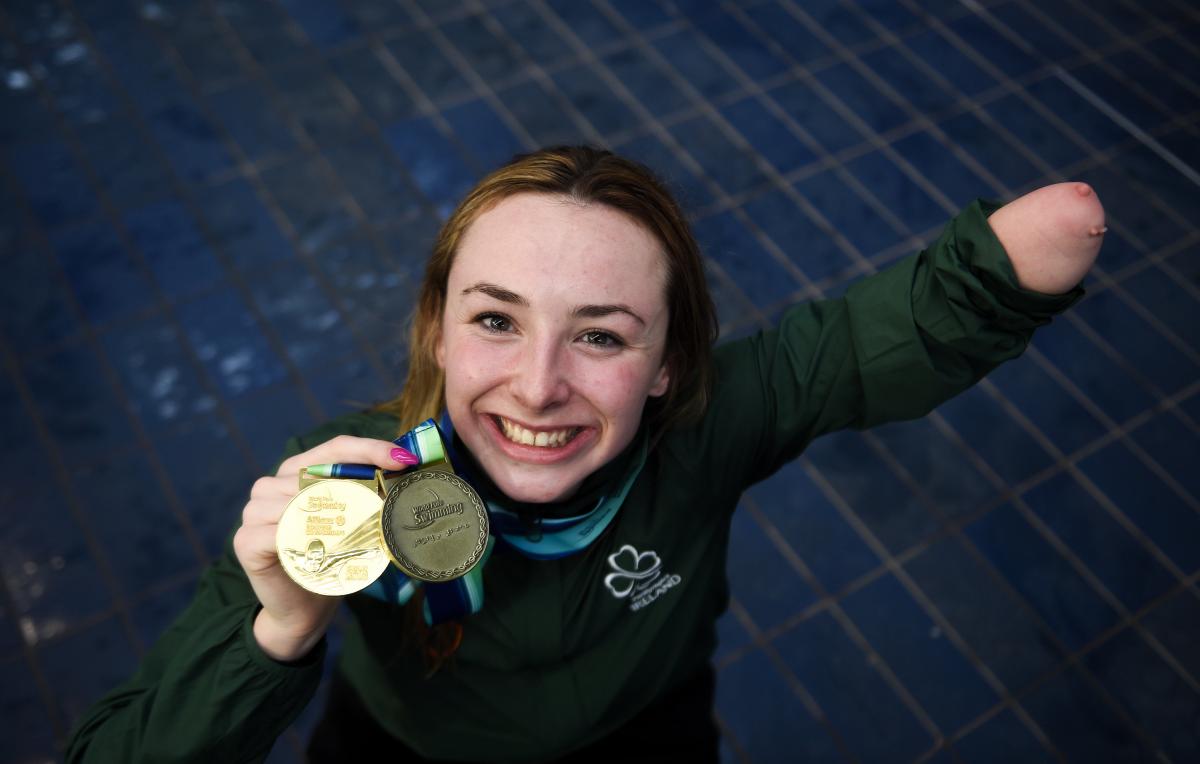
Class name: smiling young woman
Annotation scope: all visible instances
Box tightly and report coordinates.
[67,147,1103,764]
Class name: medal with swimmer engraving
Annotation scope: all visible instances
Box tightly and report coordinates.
[276,480,390,596]
[381,469,489,582]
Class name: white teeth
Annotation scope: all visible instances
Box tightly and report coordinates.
[497,417,577,448]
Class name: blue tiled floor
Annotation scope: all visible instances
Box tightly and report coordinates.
[2,0,1197,761]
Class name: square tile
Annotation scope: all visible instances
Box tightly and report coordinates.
[720,96,818,177]
[205,80,297,162]
[439,14,526,83]
[1139,589,1200,683]
[123,199,224,298]
[606,0,674,30]
[145,99,235,184]
[278,0,362,48]
[550,63,640,139]
[813,62,908,136]
[0,658,57,762]
[600,45,691,120]
[652,28,742,101]
[441,98,527,171]
[227,383,317,473]
[861,44,961,117]
[965,503,1120,651]
[936,385,1055,486]
[546,0,622,50]
[740,187,849,282]
[986,354,1106,456]
[323,136,429,224]
[247,270,345,370]
[946,14,1040,79]
[612,132,714,212]
[5,138,98,228]
[1023,472,1175,612]
[73,118,176,211]
[268,62,365,145]
[176,288,289,398]
[384,116,477,217]
[691,5,790,81]
[795,169,903,257]
[1078,441,1200,574]
[0,240,82,355]
[1022,665,1154,761]
[904,535,1065,691]
[305,351,393,418]
[328,46,418,126]
[1077,164,1187,254]
[1127,411,1200,501]
[37,616,138,729]
[692,210,800,306]
[492,1,574,66]
[742,3,832,68]
[889,130,993,213]
[195,177,296,273]
[22,342,137,457]
[772,610,932,761]
[804,430,938,553]
[842,573,999,734]
[902,29,997,98]
[844,149,947,236]
[936,111,1043,192]
[384,30,473,106]
[726,510,815,632]
[52,219,157,325]
[1023,75,1128,152]
[259,157,357,254]
[871,417,998,520]
[767,77,866,155]
[219,4,309,68]
[495,79,590,148]
[981,93,1092,173]
[951,708,1057,763]
[1111,143,1200,227]
[130,577,199,649]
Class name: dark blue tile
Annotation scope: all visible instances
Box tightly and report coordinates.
[844,573,999,733]
[155,415,257,559]
[23,343,135,456]
[600,45,690,121]
[704,259,756,330]
[1024,75,1128,152]
[714,607,749,662]
[442,98,527,171]
[206,80,298,162]
[795,169,903,257]
[318,229,421,320]
[743,2,832,67]
[903,28,997,97]
[946,14,1040,79]
[1023,665,1153,761]
[1030,317,1154,424]
[1069,62,1172,128]
[692,210,801,306]
[0,375,57,498]
[1146,37,1200,102]
[259,157,357,254]
[611,132,713,212]
[228,383,318,473]
[871,417,998,520]
[123,199,224,298]
[130,576,198,649]
[720,96,817,176]
[176,288,289,398]
[607,0,673,29]
[1128,412,1200,501]
[1085,627,1200,760]
[953,709,1057,763]
[809,2,877,49]
[740,187,849,282]
[0,240,82,354]
[440,14,525,83]
[0,659,57,763]
[218,3,309,68]
[493,1,574,66]
[195,177,295,272]
[889,131,993,213]
[38,616,139,728]
[773,610,932,761]
[652,28,742,101]
[845,149,945,235]
[767,77,865,155]
[249,270,346,370]
[982,93,1091,172]
[1002,1,1111,52]
[692,5,790,81]
[279,0,361,48]
[1088,225,1143,273]
[1140,589,1200,683]
[747,460,877,593]
[0,69,59,145]
[1024,472,1175,612]
[79,452,202,598]
[966,503,1120,651]
[715,648,845,761]
[672,114,772,197]
[269,62,367,145]
[495,79,590,149]
[1,482,114,642]
[75,117,177,210]
[328,47,418,125]
[1078,441,1200,574]
[306,351,392,418]
[1073,288,1199,397]
[90,20,183,115]
[546,0,622,49]
[804,430,937,553]
[385,117,477,218]
[1104,50,1195,118]
[937,111,1043,191]
[52,219,156,325]
[727,509,815,631]
[385,30,473,106]
[42,48,120,130]
[861,44,960,117]
[550,64,640,139]
[160,9,245,88]
[5,138,98,228]
[854,0,921,31]
[1113,143,1200,228]
[1121,264,1199,360]
[1077,164,1187,254]
[323,137,428,224]
[904,536,1064,691]
[987,354,1106,455]
[813,62,908,136]
[145,100,234,184]
[936,385,1055,485]
[100,315,216,431]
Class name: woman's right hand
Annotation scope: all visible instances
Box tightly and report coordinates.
[233,435,414,663]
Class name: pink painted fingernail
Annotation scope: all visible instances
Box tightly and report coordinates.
[390,447,418,465]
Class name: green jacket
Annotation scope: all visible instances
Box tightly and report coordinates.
[66,201,1080,762]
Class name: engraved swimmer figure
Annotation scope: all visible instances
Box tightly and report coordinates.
[281,537,381,593]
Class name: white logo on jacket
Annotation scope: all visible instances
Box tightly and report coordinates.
[603,544,682,611]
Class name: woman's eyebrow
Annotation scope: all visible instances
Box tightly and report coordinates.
[461,282,527,305]
[572,303,646,327]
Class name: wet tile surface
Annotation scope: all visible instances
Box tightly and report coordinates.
[4,1,1198,761]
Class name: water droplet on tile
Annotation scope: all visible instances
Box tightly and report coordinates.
[6,69,32,90]
[54,41,87,65]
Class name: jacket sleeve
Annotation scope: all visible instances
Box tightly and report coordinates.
[672,199,1084,487]
[65,438,325,764]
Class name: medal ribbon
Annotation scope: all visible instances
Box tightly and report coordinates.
[360,416,646,624]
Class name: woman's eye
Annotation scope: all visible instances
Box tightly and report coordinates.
[581,331,622,348]
[478,314,512,333]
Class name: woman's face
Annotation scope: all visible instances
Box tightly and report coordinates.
[436,193,671,503]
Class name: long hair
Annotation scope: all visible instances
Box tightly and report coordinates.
[379,145,719,441]
[377,146,719,670]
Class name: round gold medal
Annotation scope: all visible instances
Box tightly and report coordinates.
[276,480,389,596]
[381,469,488,582]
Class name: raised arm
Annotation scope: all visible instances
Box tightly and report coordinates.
[986,182,1105,295]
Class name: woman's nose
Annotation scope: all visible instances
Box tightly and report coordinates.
[510,340,570,411]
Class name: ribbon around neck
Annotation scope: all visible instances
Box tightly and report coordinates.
[360,416,648,625]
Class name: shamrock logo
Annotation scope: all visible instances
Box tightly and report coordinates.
[604,544,662,599]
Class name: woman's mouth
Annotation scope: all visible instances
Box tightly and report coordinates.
[494,415,582,448]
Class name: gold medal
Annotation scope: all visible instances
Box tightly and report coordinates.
[381,469,489,581]
[276,479,390,596]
